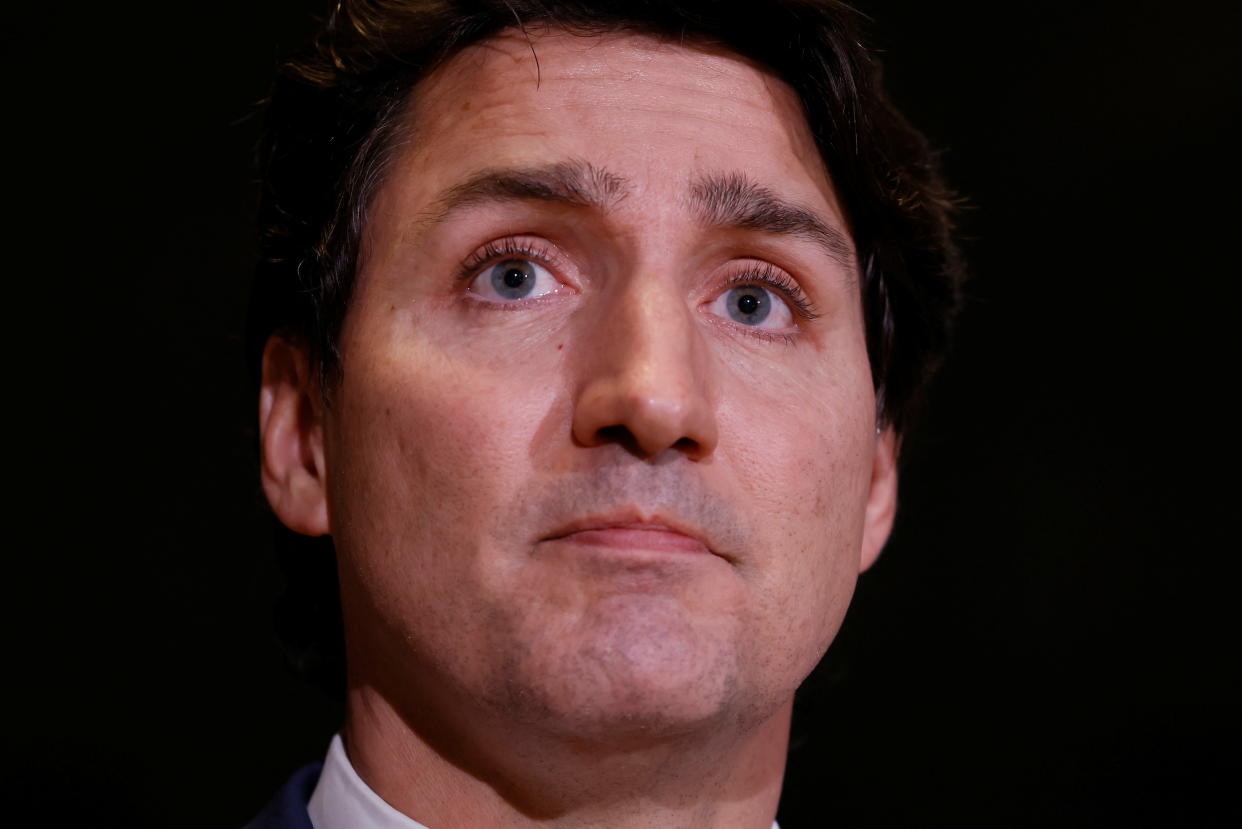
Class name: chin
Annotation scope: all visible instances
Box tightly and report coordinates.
[487,593,749,741]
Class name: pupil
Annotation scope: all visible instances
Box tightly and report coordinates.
[737,293,760,315]
[503,267,528,288]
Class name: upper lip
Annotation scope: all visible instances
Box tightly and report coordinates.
[544,510,716,554]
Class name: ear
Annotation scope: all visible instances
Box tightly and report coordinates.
[859,426,898,573]
[259,335,330,537]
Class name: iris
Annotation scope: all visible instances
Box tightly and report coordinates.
[490,259,537,299]
[727,286,770,325]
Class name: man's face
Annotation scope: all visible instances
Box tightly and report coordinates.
[304,30,895,738]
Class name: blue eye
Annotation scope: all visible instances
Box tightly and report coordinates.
[727,287,769,324]
[708,284,794,329]
[470,257,560,301]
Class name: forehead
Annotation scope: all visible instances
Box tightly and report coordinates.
[383,28,846,231]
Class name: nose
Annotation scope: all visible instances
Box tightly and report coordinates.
[571,278,718,460]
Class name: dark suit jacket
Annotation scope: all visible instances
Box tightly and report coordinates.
[244,764,322,829]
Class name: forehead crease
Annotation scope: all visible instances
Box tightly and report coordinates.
[686,171,857,279]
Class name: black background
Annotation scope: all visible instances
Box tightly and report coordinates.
[8,1,1240,826]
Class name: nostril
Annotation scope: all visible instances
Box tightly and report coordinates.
[571,375,717,459]
[671,437,699,455]
[591,424,644,455]
[585,425,704,459]
[594,425,628,443]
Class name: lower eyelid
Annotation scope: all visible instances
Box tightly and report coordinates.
[704,288,797,331]
[700,311,800,346]
[469,258,563,301]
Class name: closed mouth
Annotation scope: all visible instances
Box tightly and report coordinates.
[545,513,713,556]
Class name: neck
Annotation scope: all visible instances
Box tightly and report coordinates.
[341,679,790,829]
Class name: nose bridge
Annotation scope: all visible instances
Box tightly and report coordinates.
[572,265,718,459]
[609,271,700,393]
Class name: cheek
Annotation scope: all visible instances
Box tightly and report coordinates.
[720,345,875,539]
[323,332,561,609]
[718,351,875,673]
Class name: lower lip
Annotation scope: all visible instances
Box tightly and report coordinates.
[556,528,709,554]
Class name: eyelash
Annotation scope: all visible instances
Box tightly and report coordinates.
[457,237,819,334]
[457,237,562,284]
[721,262,820,322]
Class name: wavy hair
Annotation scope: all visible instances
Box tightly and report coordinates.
[247,0,964,690]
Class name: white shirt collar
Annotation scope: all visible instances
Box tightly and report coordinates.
[308,734,431,829]
[308,732,779,829]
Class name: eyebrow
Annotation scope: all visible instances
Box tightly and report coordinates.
[688,172,856,276]
[421,162,855,276]
[425,160,628,225]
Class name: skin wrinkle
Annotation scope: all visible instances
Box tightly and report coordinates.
[417,163,855,286]
[292,29,898,828]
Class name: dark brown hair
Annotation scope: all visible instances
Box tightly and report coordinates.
[248,0,962,434]
[248,0,964,689]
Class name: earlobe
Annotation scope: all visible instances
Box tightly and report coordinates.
[259,336,330,537]
[859,426,898,573]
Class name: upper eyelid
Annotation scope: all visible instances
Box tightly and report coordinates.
[458,236,567,282]
[718,262,820,321]
[458,240,818,320]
